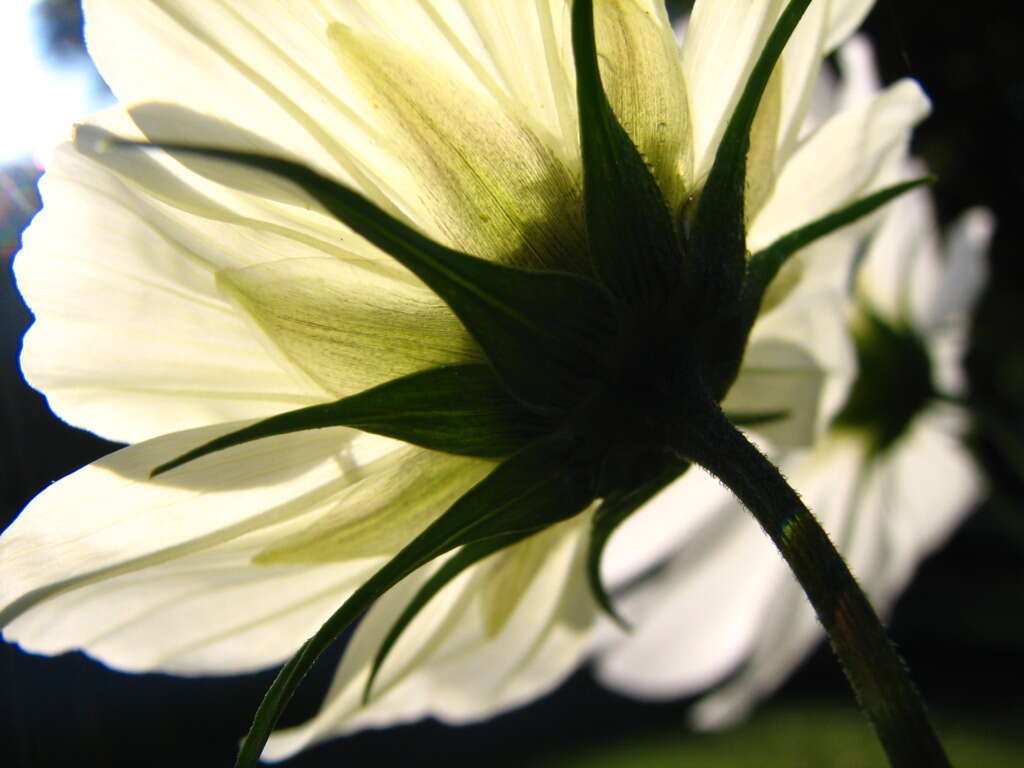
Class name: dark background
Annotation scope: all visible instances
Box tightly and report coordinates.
[2,1,1022,766]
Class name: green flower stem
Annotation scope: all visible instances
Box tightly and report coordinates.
[674,402,951,768]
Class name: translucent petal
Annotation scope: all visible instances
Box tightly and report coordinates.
[683,0,787,182]
[262,515,595,761]
[855,170,939,323]
[0,423,412,673]
[325,22,587,272]
[925,209,992,395]
[219,257,479,398]
[723,285,855,449]
[869,407,981,590]
[599,464,725,591]
[255,449,494,564]
[15,140,330,444]
[749,79,931,251]
[772,0,873,161]
[81,1,600,252]
[83,0,428,211]
[822,0,874,52]
[917,208,994,335]
[596,489,789,698]
[595,0,692,211]
[74,108,412,276]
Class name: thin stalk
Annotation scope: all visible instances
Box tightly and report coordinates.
[675,401,951,768]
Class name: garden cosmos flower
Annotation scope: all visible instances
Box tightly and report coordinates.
[596,40,993,726]
[0,0,929,761]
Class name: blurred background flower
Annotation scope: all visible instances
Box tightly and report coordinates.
[0,1,1021,766]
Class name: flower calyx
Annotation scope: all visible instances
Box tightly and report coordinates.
[103,2,936,764]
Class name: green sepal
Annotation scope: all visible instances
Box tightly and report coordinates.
[687,0,812,310]
[586,459,687,629]
[362,529,534,705]
[109,139,617,413]
[744,176,934,308]
[708,177,933,397]
[725,410,790,428]
[571,0,683,310]
[234,432,594,768]
[151,365,545,476]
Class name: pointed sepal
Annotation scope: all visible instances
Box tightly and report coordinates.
[586,459,686,629]
[571,0,684,310]
[234,432,594,767]
[100,136,618,412]
[362,530,534,704]
[152,365,550,476]
[687,0,813,310]
[744,176,935,307]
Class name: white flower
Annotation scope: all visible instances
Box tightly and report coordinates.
[1,1,927,761]
[595,39,993,725]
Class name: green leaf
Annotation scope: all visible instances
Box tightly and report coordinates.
[234,432,594,768]
[744,176,935,303]
[571,0,683,310]
[687,0,812,310]
[586,459,687,629]
[106,137,617,412]
[362,529,534,705]
[152,364,546,476]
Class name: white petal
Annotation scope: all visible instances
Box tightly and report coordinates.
[834,35,884,111]
[596,494,788,698]
[771,0,873,166]
[262,516,595,761]
[749,79,931,251]
[15,140,330,443]
[855,173,938,322]
[822,0,874,53]
[82,0,420,210]
[81,1,593,237]
[1,423,489,675]
[600,463,728,591]
[723,285,855,449]
[254,448,494,565]
[918,207,994,335]
[683,0,787,181]
[0,424,379,667]
[73,108,410,274]
[863,406,982,599]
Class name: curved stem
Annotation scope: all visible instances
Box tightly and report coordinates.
[675,402,951,768]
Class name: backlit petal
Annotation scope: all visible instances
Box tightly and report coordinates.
[262,515,595,761]
[749,79,930,251]
[16,139,330,444]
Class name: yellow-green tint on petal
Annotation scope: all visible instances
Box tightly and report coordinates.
[254,449,494,564]
[218,257,480,399]
[326,22,589,274]
[479,528,561,638]
[594,0,692,213]
[744,62,783,226]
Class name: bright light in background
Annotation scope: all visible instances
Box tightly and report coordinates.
[0,0,111,165]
